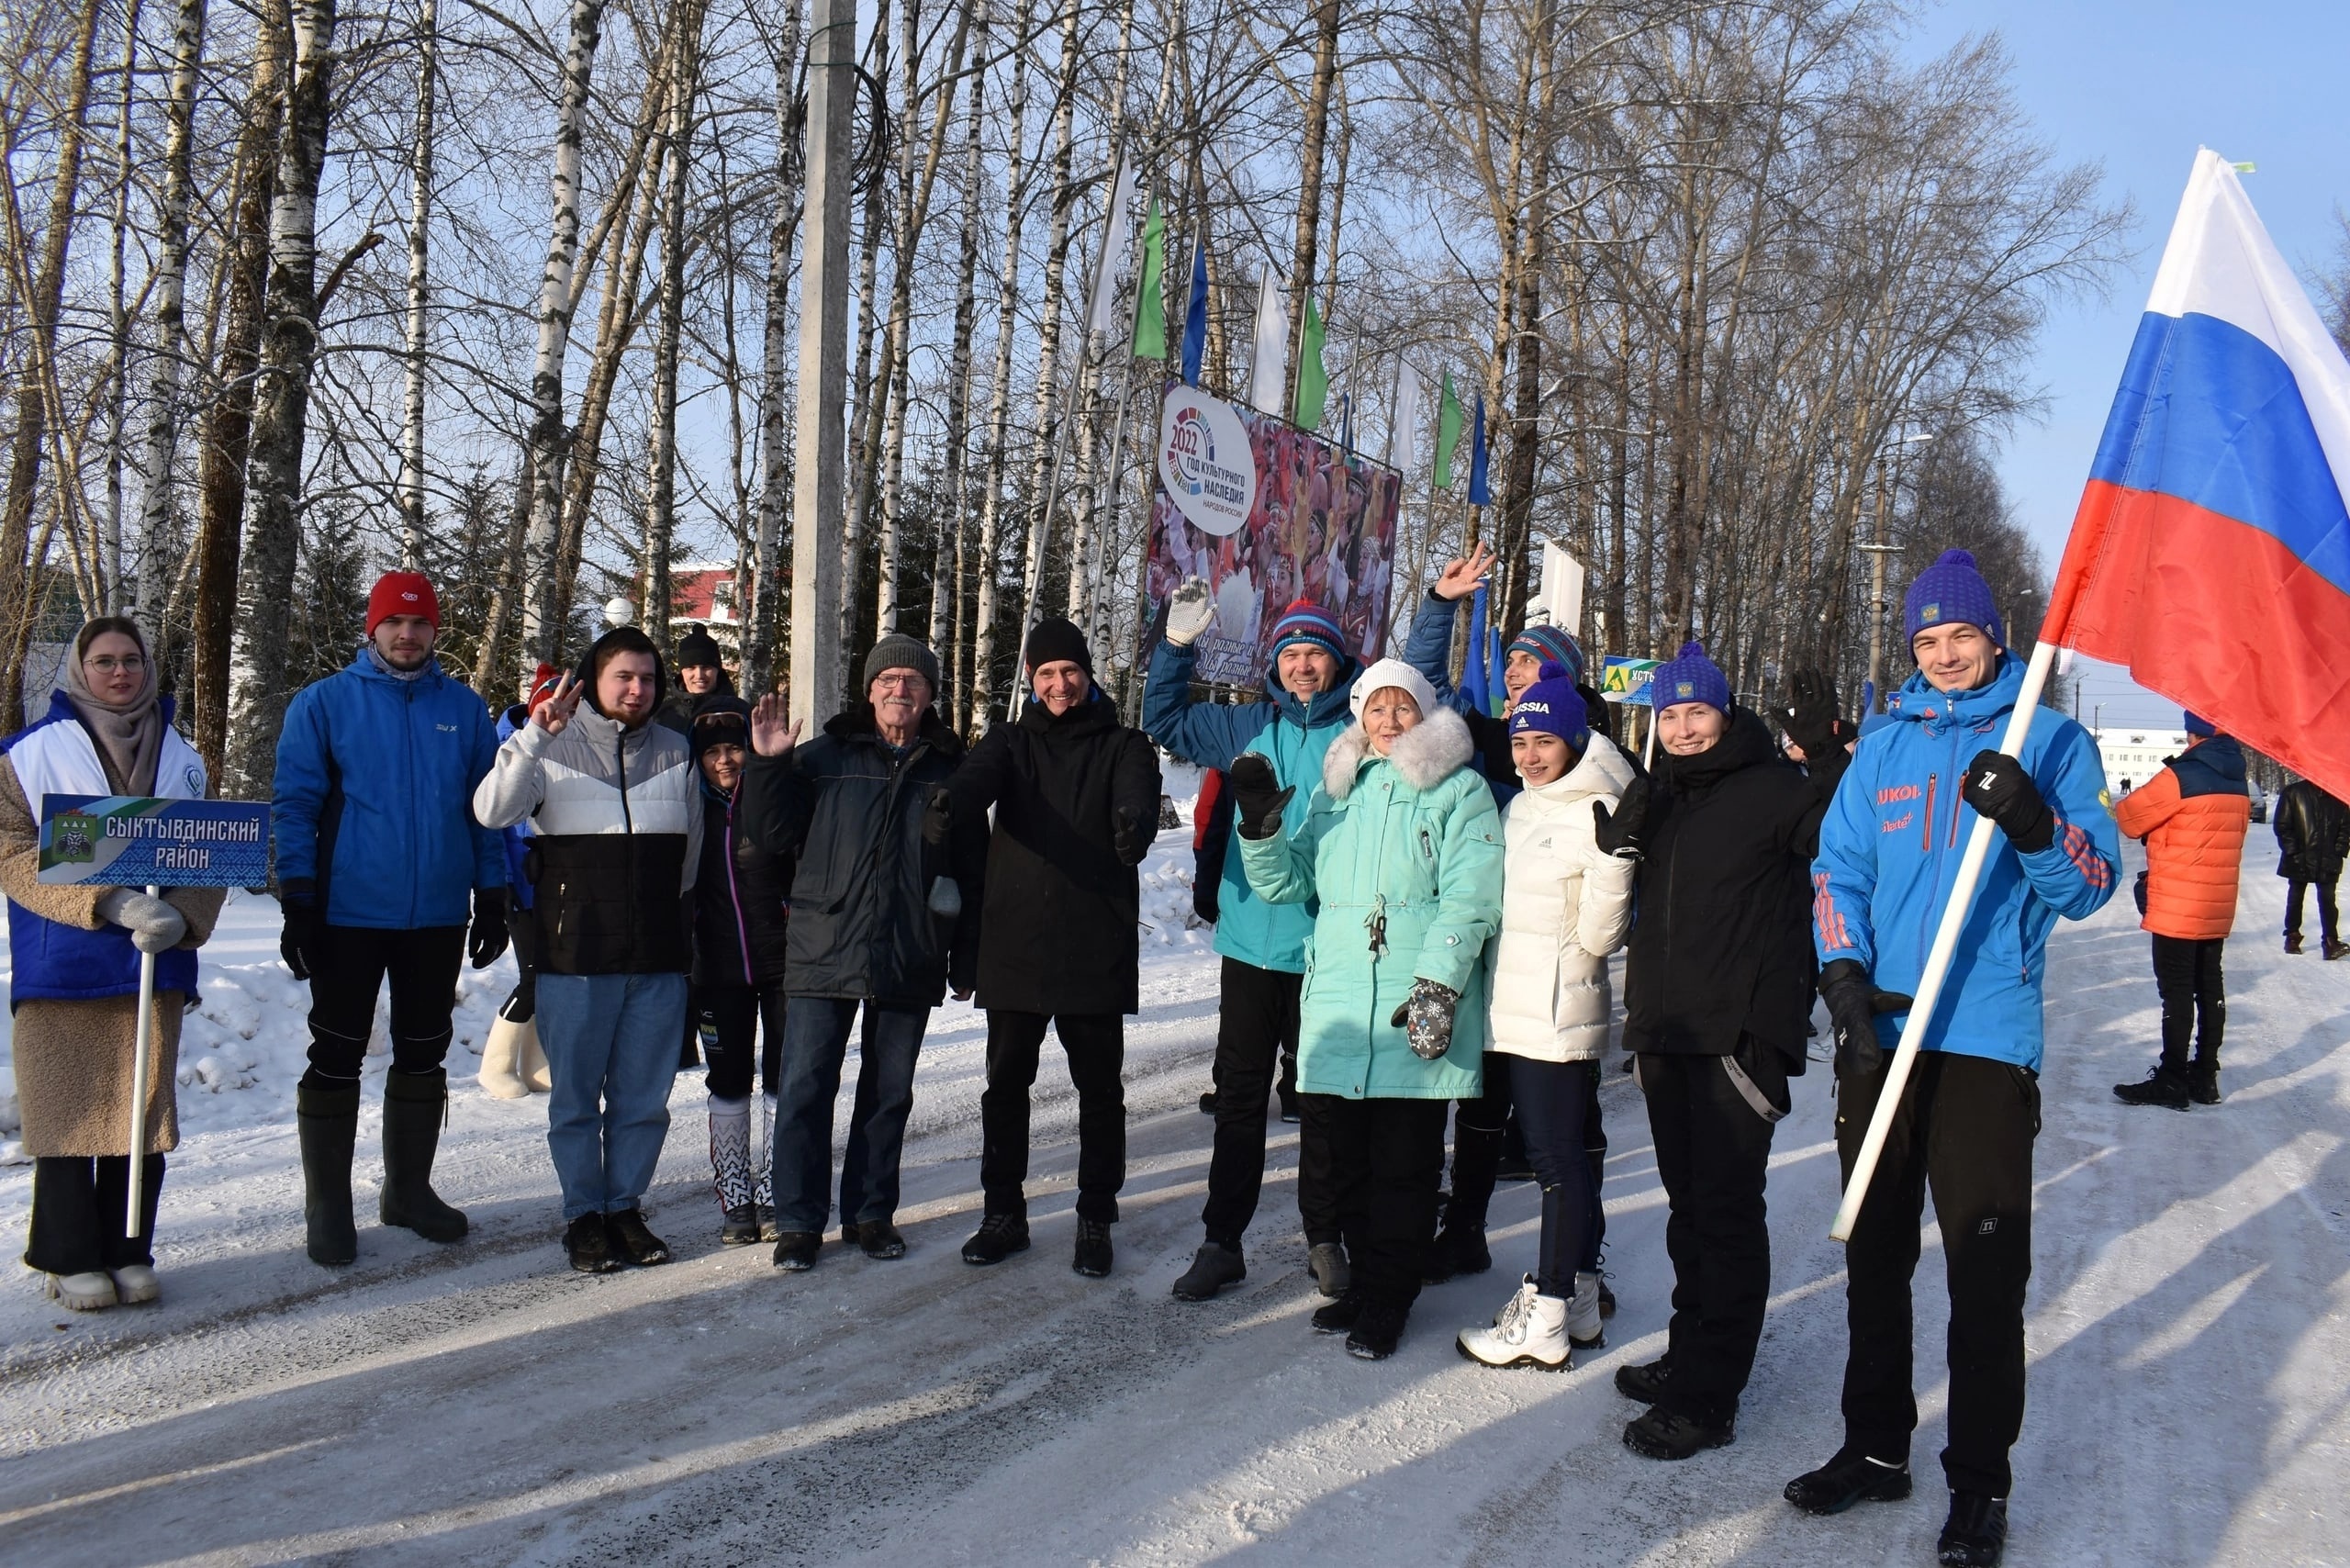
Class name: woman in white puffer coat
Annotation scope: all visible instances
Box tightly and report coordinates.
[1459,665,1637,1371]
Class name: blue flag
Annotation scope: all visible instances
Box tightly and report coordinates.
[1467,394,1491,505]
[1461,585,1491,714]
[1180,239,1209,385]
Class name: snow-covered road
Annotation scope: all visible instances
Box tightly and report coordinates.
[2,829,2345,1565]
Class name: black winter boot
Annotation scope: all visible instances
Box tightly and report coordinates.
[1172,1242,1247,1300]
[1784,1447,1912,1513]
[1622,1406,1734,1460]
[2113,1063,2191,1110]
[1937,1491,2009,1566]
[2186,1062,2223,1105]
[297,1081,362,1266]
[1427,1120,1505,1282]
[380,1069,468,1242]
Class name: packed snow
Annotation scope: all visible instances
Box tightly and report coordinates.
[2,800,2346,1565]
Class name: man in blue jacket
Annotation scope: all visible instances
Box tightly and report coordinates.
[1787,550,2117,1568]
[274,572,508,1268]
[1144,584,1358,1302]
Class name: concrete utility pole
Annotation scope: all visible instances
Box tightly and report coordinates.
[1862,431,1930,710]
[789,0,856,729]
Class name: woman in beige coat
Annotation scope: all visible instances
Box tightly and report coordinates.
[3,618,222,1309]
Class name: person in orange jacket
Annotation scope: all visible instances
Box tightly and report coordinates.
[2112,713,2250,1109]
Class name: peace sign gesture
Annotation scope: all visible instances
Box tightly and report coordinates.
[532,671,585,735]
[1432,542,1496,602]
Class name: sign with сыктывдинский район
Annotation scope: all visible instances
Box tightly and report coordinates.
[37,795,271,888]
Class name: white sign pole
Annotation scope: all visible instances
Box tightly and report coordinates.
[1830,636,2060,1240]
[124,882,160,1236]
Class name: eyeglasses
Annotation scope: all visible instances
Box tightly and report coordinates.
[85,655,146,673]
[871,673,928,691]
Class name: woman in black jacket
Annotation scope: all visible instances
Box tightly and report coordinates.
[1599,644,1850,1462]
[950,619,1163,1278]
[688,697,796,1244]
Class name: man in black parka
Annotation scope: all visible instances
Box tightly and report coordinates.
[1600,641,1852,1462]
[951,619,1162,1278]
[743,633,981,1270]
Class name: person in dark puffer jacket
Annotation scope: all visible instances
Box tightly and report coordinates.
[2275,777,2348,957]
[950,618,1162,1279]
[686,695,795,1245]
[473,626,702,1276]
[741,633,982,1270]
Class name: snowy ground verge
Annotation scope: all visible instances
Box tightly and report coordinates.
[1,824,2345,1566]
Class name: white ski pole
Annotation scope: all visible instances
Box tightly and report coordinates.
[125,881,161,1237]
[1830,636,2060,1241]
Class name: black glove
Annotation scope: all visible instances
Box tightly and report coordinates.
[921,784,954,847]
[1818,958,1913,1078]
[1961,749,2053,853]
[1113,805,1149,867]
[1389,978,1462,1060]
[1227,753,1294,841]
[1591,775,1651,858]
[468,887,510,969]
[279,878,320,980]
[1775,666,1855,761]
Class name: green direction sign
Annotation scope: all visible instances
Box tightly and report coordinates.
[1598,656,1662,707]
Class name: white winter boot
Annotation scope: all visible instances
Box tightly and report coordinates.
[1568,1271,1606,1350]
[477,1013,533,1099]
[520,1016,553,1093]
[1458,1275,1571,1371]
[108,1263,161,1305]
[44,1271,117,1311]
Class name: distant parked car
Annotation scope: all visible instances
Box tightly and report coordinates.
[2247,780,2268,824]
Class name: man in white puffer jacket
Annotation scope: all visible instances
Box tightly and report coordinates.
[1459,666,1637,1371]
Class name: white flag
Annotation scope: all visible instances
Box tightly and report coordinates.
[1386,360,1422,468]
[1086,156,1136,337]
[1247,264,1290,415]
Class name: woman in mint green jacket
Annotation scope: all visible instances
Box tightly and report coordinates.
[1231,659,1504,1361]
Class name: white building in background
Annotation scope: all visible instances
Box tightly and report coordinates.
[2093,728,2189,796]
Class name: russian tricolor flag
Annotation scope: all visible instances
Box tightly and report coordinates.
[2048,150,2350,799]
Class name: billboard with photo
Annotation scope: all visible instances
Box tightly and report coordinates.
[1142,381,1402,688]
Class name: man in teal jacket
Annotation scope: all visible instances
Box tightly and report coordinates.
[1142,584,1358,1302]
[273,572,507,1267]
[1787,550,2117,1568]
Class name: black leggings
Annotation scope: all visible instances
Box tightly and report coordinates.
[304,925,466,1087]
[26,1154,164,1275]
[696,982,785,1101]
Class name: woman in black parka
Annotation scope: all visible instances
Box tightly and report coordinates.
[1601,643,1852,1462]
[950,618,1162,1278]
[687,697,796,1244]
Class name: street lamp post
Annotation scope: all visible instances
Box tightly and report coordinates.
[1862,431,1933,711]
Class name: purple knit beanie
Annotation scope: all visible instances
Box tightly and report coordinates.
[1903,549,2005,650]
[1508,663,1591,748]
[1651,641,1729,716]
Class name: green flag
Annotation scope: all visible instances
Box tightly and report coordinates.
[1131,200,1166,359]
[1434,372,1463,488]
[1292,296,1329,429]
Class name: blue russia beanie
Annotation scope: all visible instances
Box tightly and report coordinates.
[1509,662,1590,747]
[1902,549,2005,650]
[2184,711,2217,738]
[1507,622,1585,688]
[1651,641,1729,716]
[1268,599,1347,665]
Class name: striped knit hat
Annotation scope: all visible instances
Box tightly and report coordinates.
[1507,622,1585,687]
[1268,599,1347,665]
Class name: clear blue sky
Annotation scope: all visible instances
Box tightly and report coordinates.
[1904,0,2350,728]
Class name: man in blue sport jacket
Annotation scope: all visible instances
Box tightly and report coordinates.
[273,571,508,1268]
[1143,582,1359,1303]
[1785,549,2117,1568]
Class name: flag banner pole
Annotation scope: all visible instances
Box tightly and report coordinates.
[1830,635,2061,1241]
[125,881,161,1235]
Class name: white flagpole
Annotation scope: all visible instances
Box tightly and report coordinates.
[124,882,161,1234]
[1830,634,2062,1240]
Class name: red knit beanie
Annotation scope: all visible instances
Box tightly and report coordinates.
[366,571,440,636]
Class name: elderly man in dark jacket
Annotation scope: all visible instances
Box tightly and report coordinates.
[744,634,980,1270]
[950,619,1162,1278]
[2276,778,2348,958]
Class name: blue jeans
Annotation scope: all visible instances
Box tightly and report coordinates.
[771,997,929,1233]
[536,973,688,1221]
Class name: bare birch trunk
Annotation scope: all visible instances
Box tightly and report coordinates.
[929,0,989,657]
[744,0,806,694]
[222,0,340,800]
[520,0,609,659]
[101,0,141,614]
[475,442,532,700]
[397,0,437,567]
[642,0,705,648]
[134,0,207,630]
[191,0,285,779]
[1279,0,1340,420]
[967,0,1033,732]
[0,0,104,726]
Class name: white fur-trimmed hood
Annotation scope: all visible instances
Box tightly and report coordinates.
[1322,705,1476,798]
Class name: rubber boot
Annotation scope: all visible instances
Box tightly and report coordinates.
[297,1081,362,1266]
[380,1069,469,1242]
